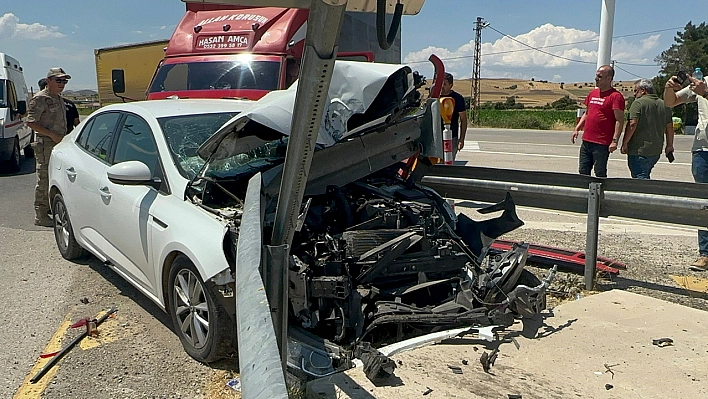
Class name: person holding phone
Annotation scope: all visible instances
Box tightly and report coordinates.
[620,78,674,179]
[664,69,708,271]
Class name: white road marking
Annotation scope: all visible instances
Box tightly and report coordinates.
[460,141,691,166]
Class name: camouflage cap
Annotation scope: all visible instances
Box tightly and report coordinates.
[46,67,71,79]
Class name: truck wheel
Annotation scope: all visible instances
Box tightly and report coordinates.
[5,138,21,173]
[52,193,86,260]
[168,255,235,363]
[24,140,35,159]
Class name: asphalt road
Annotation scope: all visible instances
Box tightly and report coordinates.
[0,128,701,398]
[457,128,695,182]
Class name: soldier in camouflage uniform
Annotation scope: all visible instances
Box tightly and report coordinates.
[27,68,70,227]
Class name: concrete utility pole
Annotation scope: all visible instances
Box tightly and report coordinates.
[471,17,485,125]
[597,0,615,69]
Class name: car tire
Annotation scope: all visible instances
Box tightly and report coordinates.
[168,255,235,363]
[52,193,86,260]
[5,138,21,173]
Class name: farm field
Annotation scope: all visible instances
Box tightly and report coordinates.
[450,78,636,107]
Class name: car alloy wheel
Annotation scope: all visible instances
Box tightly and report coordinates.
[52,193,85,260]
[173,267,210,349]
[168,255,234,362]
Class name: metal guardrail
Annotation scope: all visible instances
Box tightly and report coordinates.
[234,173,289,399]
[421,165,708,289]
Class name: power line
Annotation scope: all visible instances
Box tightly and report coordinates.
[614,64,646,80]
[485,24,594,65]
[405,26,682,66]
[613,60,660,67]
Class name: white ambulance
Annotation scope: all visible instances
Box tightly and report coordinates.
[0,53,33,172]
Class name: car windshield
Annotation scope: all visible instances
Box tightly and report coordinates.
[158,112,286,180]
[149,60,281,93]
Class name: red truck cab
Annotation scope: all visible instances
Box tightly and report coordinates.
[145,4,379,101]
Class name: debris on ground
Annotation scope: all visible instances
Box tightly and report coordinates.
[480,348,499,373]
[80,297,89,304]
[422,387,433,395]
[447,365,463,374]
[461,359,468,365]
[652,338,674,347]
[508,394,522,399]
[605,383,614,390]
[603,363,617,379]
[226,378,241,392]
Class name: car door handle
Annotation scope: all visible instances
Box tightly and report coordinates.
[66,166,77,181]
[99,186,112,200]
[153,217,168,229]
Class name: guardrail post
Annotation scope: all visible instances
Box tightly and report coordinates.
[263,244,290,371]
[585,182,602,290]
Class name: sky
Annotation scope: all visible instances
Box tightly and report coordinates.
[2,0,704,91]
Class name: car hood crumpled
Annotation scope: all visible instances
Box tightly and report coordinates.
[197,60,414,161]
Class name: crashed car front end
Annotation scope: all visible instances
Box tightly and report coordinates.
[189,61,554,381]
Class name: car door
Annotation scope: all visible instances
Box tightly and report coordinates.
[63,112,122,250]
[97,113,168,295]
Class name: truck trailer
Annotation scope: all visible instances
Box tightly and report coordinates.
[94,39,169,105]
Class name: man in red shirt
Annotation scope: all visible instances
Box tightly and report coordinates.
[571,65,626,177]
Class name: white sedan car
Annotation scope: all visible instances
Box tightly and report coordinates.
[49,99,250,362]
[49,63,548,376]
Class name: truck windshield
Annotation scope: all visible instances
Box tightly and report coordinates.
[149,60,280,93]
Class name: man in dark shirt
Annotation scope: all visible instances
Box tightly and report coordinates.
[439,73,468,156]
[38,78,80,133]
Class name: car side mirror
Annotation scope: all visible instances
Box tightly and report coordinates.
[16,100,27,115]
[112,69,126,94]
[107,161,152,185]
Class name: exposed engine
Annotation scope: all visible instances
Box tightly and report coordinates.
[278,166,546,349]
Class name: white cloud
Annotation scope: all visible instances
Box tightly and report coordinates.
[404,23,663,82]
[160,25,167,30]
[0,13,65,39]
[132,30,144,34]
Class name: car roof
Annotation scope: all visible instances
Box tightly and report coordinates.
[98,98,253,119]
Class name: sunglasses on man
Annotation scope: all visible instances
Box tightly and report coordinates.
[53,78,69,84]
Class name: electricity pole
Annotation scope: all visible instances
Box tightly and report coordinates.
[471,17,486,125]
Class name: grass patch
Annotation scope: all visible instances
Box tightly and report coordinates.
[477,109,577,130]
[78,107,99,116]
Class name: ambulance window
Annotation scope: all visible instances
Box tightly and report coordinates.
[6,80,18,117]
[0,80,5,107]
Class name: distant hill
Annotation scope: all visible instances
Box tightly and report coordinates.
[64,89,98,97]
[447,78,636,108]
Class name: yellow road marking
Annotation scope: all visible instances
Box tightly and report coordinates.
[670,275,708,293]
[80,311,120,351]
[14,310,122,399]
[13,318,71,399]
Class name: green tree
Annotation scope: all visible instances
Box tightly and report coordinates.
[653,22,708,124]
[550,95,578,110]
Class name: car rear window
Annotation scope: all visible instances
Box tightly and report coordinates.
[80,112,122,161]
